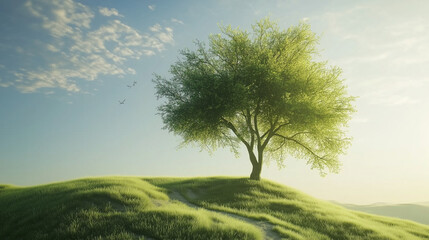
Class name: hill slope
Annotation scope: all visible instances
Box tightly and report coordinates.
[0,177,428,240]
[339,203,429,225]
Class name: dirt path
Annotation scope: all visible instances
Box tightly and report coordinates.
[169,191,281,240]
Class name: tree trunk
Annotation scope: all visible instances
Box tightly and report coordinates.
[249,162,262,180]
[247,148,262,180]
[247,146,264,180]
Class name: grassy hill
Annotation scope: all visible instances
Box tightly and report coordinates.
[1,177,428,240]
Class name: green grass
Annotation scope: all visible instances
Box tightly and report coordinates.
[147,177,429,240]
[0,177,260,240]
[1,177,429,240]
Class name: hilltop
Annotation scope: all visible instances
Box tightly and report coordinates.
[1,177,428,239]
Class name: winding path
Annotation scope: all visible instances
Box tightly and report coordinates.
[168,191,281,240]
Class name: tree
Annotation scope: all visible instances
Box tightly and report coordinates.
[154,19,355,180]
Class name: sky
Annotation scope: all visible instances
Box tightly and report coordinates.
[0,0,428,205]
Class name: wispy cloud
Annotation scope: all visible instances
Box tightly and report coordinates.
[99,7,123,17]
[0,0,174,93]
[158,27,174,44]
[0,76,12,87]
[25,0,93,38]
[46,44,60,52]
[318,2,429,106]
[171,18,184,24]
[148,5,155,11]
[149,24,162,32]
[359,76,424,106]
[149,24,174,46]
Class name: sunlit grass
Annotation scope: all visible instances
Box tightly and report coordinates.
[147,177,429,240]
[1,176,429,239]
[0,177,261,240]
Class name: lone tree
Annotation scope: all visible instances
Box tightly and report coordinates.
[154,19,355,180]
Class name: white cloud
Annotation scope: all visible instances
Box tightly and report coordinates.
[0,82,13,87]
[99,7,123,17]
[15,67,80,93]
[149,24,174,46]
[150,24,162,32]
[355,76,426,107]
[142,49,155,56]
[171,18,184,24]
[0,76,13,87]
[2,0,174,93]
[317,2,429,106]
[46,44,60,52]
[114,47,135,57]
[148,5,155,11]
[127,68,136,75]
[157,27,174,44]
[24,0,93,38]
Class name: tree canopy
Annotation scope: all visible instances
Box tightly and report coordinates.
[154,18,355,180]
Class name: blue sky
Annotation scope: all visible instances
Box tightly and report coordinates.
[1,0,428,204]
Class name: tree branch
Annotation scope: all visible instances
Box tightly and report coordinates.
[289,131,311,139]
[271,136,287,152]
[271,122,290,134]
[210,40,234,71]
[273,133,328,161]
[256,114,282,152]
[260,130,270,141]
[260,116,280,140]
[254,100,262,148]
[245,109,255,149]
[221,117,251,149]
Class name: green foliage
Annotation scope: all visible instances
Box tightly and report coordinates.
[155,18,355,178]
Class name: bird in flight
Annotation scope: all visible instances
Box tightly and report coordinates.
[127,81,137,88]
[119,99,126,104]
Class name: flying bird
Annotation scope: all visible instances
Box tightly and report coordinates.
[119,99,126,104]
[127,81,137,88]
